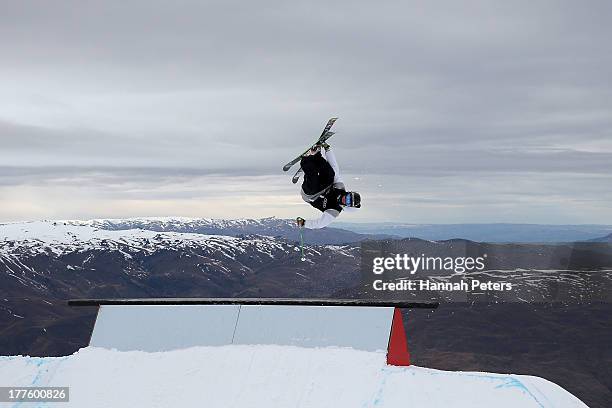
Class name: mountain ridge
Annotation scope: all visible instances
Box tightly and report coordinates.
[588,233,612,242]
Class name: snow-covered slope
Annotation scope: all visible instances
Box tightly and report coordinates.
[0,220,287,257]
[0,345,586,407]
[67,216,286,231]
[0,216,376,246]
[0,219,360,304]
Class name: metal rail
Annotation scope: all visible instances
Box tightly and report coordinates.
[68,297,439,308]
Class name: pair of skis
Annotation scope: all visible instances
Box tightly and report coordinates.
[282,117,338,184]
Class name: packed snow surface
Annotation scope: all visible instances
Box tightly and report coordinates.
[0,345,586,408]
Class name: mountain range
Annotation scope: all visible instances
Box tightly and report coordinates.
[589,233,612,243]
[65,216,390,244]
[336,222,612,243]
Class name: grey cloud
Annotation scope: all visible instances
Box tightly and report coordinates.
[0,166,273,187]
[0,0,611,222]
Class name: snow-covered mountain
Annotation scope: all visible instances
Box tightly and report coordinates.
[0,219,358,296]
[0,219,290,258]
[57,216,388,245]
[67,216,294,234]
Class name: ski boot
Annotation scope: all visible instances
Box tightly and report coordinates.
[305,144,322,156]
[305,142,330,156]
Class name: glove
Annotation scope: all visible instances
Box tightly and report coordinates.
[296,217,305,228]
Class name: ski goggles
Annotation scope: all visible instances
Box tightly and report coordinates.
[344,193,352,207]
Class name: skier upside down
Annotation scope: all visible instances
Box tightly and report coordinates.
[296,143,361,229]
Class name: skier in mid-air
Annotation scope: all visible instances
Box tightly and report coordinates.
[296,142,361,229]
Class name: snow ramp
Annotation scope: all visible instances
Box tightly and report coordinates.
[0,346,587,407]
[0,298,587,407]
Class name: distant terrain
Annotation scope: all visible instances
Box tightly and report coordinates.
[335,222,612,243]
[589,233,612,243]
[66,216,392,245]
[0,218,610,407]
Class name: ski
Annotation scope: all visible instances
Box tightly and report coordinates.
[320,117,338,137]
[282,130,335,172]
[282,117,338,172]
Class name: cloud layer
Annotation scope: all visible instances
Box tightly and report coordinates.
[1,0,611,223]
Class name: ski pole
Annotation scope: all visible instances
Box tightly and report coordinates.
[299,227,305,261]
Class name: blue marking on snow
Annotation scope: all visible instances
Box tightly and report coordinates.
[429,371,546,408]
[10,356,69,408]
[368,366,548,408]
[494,377,546,408]
[11,359,48,408]
[370,366,394,406]
[430,371,546,407]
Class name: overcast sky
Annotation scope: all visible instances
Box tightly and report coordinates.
[1,0,611,224]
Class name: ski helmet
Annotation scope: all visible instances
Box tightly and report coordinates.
[339,191,361,208]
